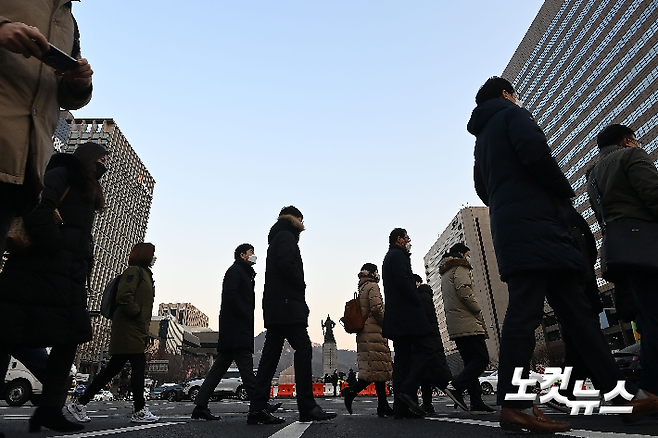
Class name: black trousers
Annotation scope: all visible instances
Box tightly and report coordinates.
[195,348,255,408]
[251,325,316,414]
[80,354,146,411]
[392,335,435,414]
[452,334,488,402]
[498,271,634,408]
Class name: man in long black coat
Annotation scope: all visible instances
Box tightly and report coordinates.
[467,77,648,432]
[248,206,336,424]
[381,228,433,418]
[191,243,260,420]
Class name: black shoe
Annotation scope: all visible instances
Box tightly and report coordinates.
[191,406,221,420]
[398,393,426,418]
[29,408,85,433]
[299,406,337,422]
[377,404,394,417]
[421,404,435,414]
[267,402,283,413]
[343,388,356,414]
[444,384,468,411]
[247,409,285,425]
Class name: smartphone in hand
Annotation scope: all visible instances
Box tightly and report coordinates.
[40,43,78,72]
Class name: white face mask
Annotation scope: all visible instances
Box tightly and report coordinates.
[149,256,157,267]
[248,254,257,264]
[405,242,412,252]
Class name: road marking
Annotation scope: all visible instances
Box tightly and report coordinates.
[268,421,311,438]
[426,417,658,438]
[49,421,184,438]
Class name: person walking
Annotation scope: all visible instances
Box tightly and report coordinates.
[248,206,336,425]
[381,228,434,419]
[467,77,656,432]
[412,274,464,415]
[587,123,658,399]
[0,143,106,433]
[191,244,281,420]
[438,243,495,414]
[0,1,93,255]
[343,263,394,417]
[67,243,159,425]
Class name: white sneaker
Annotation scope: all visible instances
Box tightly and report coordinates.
[66,401,91,423]
[131,407,159,423]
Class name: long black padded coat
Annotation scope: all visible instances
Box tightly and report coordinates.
[262,214,309,327]
[467,98,583,281]
[381,245,432,340]
[0,153,94,347]
[217,259,256,352]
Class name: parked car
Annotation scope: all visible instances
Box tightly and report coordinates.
[478,370,546,395]
[182,368,249,402]
[3,357,41,406]
[151,383,184,401]
[93,390,114,401]
[613,342,641,383]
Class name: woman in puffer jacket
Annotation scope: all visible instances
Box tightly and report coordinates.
[343,263,394,417]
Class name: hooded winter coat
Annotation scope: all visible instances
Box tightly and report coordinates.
[217,259,256,352]
[0,1,92,206]
[467,98,583,281]
[438,254,487,340]
[0,153,95,347]
[262,214,309,327]
[109,266,155,355]
[381,245,432,340]
[356,272,393,382]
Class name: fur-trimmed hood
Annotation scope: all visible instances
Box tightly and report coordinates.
[438,254,472,275]
[358,270,379,287]
[268,214,305,243]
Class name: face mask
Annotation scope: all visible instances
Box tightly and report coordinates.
[94,162,107,179]
[149,256,157,267]
[405,242,412,252]
[248,255,257,264]
[466,256,471,263]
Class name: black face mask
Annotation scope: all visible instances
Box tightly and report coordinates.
[94,162,107,180]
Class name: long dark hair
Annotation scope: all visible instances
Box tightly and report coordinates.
[73,142,106,211]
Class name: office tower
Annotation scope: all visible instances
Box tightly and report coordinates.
[158,303,210,328]
[60,117,156,372]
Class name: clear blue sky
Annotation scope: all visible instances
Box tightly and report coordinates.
[72,0,544,350]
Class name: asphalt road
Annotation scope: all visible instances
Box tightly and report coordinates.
[1,394,657,438]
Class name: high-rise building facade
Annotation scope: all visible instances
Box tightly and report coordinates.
[423,207,511,371]
[58,117,156,372]
[158,303,210,328]
[501,0,658,351]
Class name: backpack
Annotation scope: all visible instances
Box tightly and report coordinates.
[340,292,370,333]
[100,268,143,319]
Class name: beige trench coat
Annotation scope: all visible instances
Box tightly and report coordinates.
[0,0,91,201]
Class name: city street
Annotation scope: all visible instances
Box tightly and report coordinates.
[2,394,657,438]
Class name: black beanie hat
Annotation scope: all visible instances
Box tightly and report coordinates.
[449,242,470,255]
[360,263,378,274]
[280,205,303,219]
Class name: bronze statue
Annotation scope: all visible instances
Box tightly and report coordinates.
[321,314,336,343]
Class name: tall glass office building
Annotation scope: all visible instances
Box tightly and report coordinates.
[56,115,156,372]
[502,0,658,350]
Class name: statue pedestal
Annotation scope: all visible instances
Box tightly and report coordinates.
[322,341,338,377]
